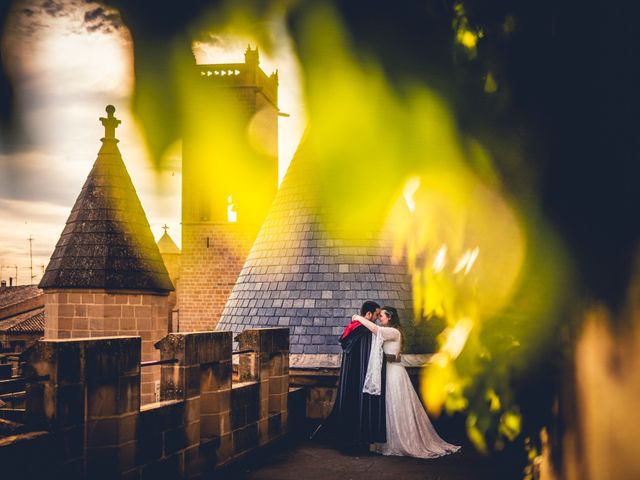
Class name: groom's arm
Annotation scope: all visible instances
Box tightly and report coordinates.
[352,314,378,335]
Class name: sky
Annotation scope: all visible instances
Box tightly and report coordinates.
[0,0,306,286]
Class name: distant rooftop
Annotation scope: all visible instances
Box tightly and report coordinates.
[157,229,180,255]
[0,286,42,311]
[39,106,173,293]
[0,307,44,334]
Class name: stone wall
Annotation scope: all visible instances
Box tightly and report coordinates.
[178,224,252,332]
[3,327,290,478]
[43,289,168,404]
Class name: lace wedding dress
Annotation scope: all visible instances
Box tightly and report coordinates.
[364,326,461,459]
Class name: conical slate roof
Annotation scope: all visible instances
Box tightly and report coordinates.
[218,143,427,361]
[39,106,173,293]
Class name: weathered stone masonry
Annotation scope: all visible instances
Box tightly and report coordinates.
[0,327,290,479]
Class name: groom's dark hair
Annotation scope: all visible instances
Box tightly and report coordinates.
[360,300,380,316]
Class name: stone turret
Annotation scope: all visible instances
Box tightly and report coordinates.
[39,105,173,403]
[217,143,428,367]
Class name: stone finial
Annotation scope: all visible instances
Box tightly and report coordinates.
[99,104,121,141]
[245,44,259,66]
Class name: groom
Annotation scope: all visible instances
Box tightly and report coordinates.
[327,300,387,452]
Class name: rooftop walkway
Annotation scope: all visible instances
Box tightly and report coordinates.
[223,437,496,480]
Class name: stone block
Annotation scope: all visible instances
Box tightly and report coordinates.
[200,412,221,439]
[184,397,200,423]
[219,389,230,413]
[258,418,269,445]
[230,402,246,431]
[184,365,201,398]
[260,397,269,420]
[220,411,231,435]
[86,413,137,447]
[84,337,141,380]
[269,392,287,414]
[72,317,89,330]
[155,331,232,366]
[138,403,183,435]
[217,433,233,464]
[200,391,220,414]
[87,384,118,417]
[232,422,258,454]
[268,353,284,376]
[81,293,94,304]
[269,375,287,395]
[246,402,259,425]
[267,413,282,438]
[231,382,259,407]
[164,421,199,455]
[135,434,163,465]
[134,306,152,318]
[58,317,73,332]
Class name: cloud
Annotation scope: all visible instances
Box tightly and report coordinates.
[0,149,88,206]
[10,0,122,36]
[40,0,66,18]
[83,6,122,33]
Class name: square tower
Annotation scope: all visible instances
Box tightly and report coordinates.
[179,46,279,331]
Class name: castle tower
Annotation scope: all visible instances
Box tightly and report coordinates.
[217,143,429,368]
[39,105,174,403]
[179,46,279,331]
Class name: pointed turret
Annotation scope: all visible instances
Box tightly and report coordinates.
[39,106,172,404]
[217,143,427,366]
[157,226,181,255]
[39,106,173,292]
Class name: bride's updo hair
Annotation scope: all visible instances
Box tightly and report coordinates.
[381,306,405,352]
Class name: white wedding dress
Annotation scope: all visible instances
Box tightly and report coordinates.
[365,326,461,459]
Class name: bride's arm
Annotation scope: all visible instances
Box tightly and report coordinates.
[352,314,378,334]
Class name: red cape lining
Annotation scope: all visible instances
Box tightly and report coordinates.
[339,320,363,341]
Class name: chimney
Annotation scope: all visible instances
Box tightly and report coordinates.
[0,280,6,290]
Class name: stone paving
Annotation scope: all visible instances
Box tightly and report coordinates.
[222,437,495,480]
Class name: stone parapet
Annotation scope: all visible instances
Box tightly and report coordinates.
[8,328,290,478]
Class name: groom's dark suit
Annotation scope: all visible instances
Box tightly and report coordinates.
[327,320,387,449]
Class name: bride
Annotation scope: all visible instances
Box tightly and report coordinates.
[352,306,461,459]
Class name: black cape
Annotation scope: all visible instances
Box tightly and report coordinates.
[325,325,386,448]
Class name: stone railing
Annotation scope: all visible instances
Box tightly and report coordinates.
[0,327,290,478]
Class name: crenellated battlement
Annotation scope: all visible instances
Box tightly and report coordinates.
[197,64,278,107]
[196,46,278,106]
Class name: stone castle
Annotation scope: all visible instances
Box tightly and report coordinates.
[0,47,432,478]
[35,47,423,407]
